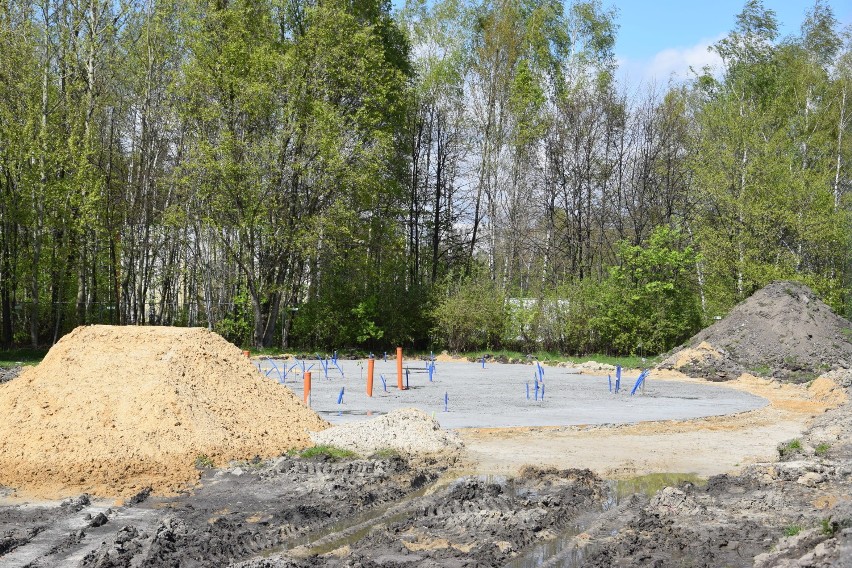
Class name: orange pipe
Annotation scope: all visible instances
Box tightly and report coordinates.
[396,347,404,390]
[304,371,312,406]
[367,357,374,397]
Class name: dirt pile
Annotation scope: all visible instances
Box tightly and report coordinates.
[0,325,328,498]
[0,365,20,384]
[309,408,463,456]
[659,281,852,381]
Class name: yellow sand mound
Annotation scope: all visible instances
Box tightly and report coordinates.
[0,325,329,499]
[669,341,723,369]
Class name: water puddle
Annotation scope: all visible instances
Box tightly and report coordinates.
[605,472,706,509]
[504,473,706,568]
[503,522,589,568]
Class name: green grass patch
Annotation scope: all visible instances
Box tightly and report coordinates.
[194,454,215,469]
[815,443,830,456]
[0,348,47,367]
[821,518,838,536]
[750,364,771,377]
[370,448,401,459]
[443,349,660,369]
[783,524,802,537]
[580,353,661,369]
[778,439,802,458]
[299,445,359,460]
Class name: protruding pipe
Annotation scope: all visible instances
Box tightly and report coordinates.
[367,357,375,397]
[304,371,312,406]
[396,347,404,390]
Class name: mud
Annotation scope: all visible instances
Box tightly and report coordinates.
[4,383,852,568]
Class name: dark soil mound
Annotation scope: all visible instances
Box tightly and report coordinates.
[659,281,852,381]
[0,366,20,385]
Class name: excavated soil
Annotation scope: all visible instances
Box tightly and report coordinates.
[659,281,852,381]
[0,325,328,499]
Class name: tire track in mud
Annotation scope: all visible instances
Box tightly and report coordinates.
[237,467,608,567]
[71,455,441,567]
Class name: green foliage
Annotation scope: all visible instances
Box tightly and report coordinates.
[299,445,359,460]
[783,524,803,537]
[821,517,839,536]
[593,227,704,355]
[214,291,254,347]
[0,349,47,367]
[814,442,830,456]
[559,279,605,355]
[778,439,803,458]
[370,448,401,459]
[432,272,508,352]
[195,454,215,469]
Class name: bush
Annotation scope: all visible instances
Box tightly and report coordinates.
[432,272,508,352]
[214,290,253,347]
[592,227,704,355]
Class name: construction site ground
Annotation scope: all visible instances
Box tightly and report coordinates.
[2,282,852,566]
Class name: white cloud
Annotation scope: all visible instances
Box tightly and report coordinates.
[618,35,725,86]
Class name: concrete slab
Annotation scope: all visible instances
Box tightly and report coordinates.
[256,358,767,429]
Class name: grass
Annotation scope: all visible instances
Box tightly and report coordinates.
[445,349,660,369]
[815,442,831,456]
[0,348,48,367]
[750,364,772,377]
[783,524,802,537]
[194,454,215,469]
[778,439,803,458]
[582,353,661,369]
[371,448,401,459]
[298,445,359,460]
[821,518,838,536]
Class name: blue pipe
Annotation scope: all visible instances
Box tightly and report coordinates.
[337,386,345,404]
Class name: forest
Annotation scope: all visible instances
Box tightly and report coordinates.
[0,0,849,354]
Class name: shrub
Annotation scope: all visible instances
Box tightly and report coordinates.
[432,272,508,352]
[592,227,704,355]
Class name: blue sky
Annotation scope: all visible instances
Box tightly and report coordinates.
[612,0,852,83]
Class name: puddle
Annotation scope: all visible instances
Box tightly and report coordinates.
[505,473,706,568]
[503,523,589,568]
[605,472,706,509]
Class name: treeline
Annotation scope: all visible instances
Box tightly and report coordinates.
[0,0,849,354]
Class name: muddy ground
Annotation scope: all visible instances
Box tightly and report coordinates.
[2,379,851,567]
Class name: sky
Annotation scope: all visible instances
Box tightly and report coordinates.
[612,0,852,84]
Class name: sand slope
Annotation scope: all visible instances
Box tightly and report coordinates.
[0,325,328,498]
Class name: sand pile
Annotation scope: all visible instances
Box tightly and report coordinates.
[0,325,328,498]
[659,281,852,381]
[309,408,463,456]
